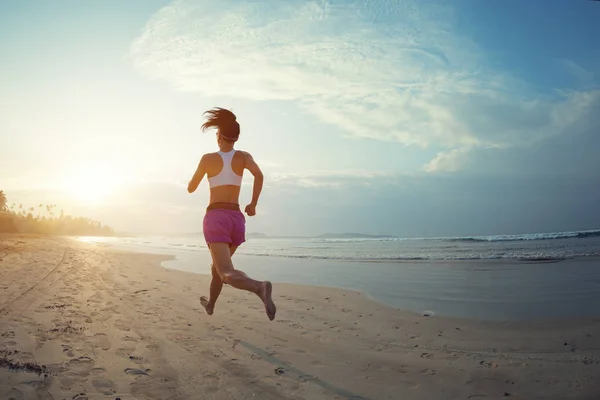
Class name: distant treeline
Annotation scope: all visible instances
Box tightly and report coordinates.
[0,190,114,236]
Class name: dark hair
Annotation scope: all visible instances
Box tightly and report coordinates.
[201,107,240,142]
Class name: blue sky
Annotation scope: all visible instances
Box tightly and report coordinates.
[1,0,599,236]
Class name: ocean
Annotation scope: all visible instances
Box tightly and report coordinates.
[85,229,600,261]
[80,229,600,321]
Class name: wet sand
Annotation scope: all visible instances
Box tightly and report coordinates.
[0,235,599,399]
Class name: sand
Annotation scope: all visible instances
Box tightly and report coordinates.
[0,235,599,400]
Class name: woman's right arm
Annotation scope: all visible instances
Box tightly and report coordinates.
[187,155,208,193]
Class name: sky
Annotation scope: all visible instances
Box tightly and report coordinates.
[1,0,599,237]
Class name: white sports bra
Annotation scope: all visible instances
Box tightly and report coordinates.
[208,150,243,188]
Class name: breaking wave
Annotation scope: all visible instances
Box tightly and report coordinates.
[238,252,598,262]
[445,229,600,243]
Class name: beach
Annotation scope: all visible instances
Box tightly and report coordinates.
[85,233,600,321]
[1,235,599,399]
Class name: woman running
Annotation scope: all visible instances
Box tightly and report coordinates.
[187,107,276,321]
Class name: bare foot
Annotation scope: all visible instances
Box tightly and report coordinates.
[259,281,276,321]
[200,296,214,315]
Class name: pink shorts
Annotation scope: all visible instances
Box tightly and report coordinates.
[203,209,246,247]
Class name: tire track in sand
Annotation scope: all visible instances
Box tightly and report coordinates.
[0,246,68,315]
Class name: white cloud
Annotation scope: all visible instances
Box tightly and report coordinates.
[131,0,600,171]
[268,169,400,187]
[423,148,469,173]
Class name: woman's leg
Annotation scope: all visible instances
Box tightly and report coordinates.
[209,242,276,320]
[202,245,237,315]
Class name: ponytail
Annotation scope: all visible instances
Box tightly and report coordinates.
[201,107,240,142]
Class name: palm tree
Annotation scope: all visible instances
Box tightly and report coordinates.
[0,190,6,211]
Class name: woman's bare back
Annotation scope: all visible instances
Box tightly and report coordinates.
[204,150,246,205]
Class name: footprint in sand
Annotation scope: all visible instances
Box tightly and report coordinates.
[114,320,131,332]
[90,367,106,376]
[92,378,116,395]
[125,368,151,376]
[71,394,88,400]
[201,372,220,392]
[420,353,434,359]
[421,368,437,376]
[582,359,600,365]
[115,347,134,357]
[87,294,103,305]
[479,360,498,368]
[16,351,34,362]
[146,343,160,351]
[116,348,148,364]
[59,374,76,390]
[127,354,148,363]
[22,379,54,398]
[68,356,94,374]
[91,333,110,351]
[62,344,75,357]
[67,313,93,324]
[69,355,93,365]
[123,335,140,343]
[5,388,24,400]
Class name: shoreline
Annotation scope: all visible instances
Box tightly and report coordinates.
[75,233,600,263]
[1,235,599,399]
[77,236,600,322]
[76,237,600,327]
[77,235,600,263]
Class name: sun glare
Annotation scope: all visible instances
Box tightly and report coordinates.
[65,164,119,204]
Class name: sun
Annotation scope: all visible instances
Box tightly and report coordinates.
[65,164,119,205]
